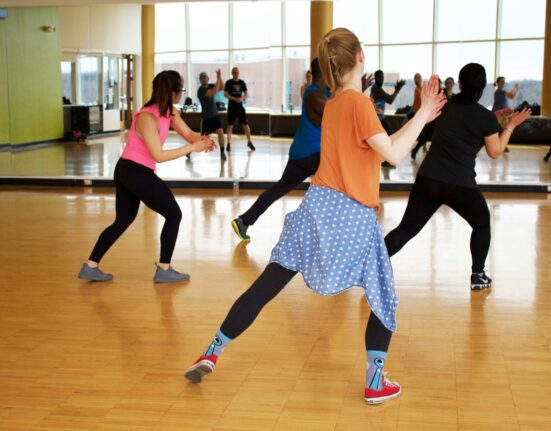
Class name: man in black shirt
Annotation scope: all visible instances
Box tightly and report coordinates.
[197,69,226,161]
[224,67,255,151]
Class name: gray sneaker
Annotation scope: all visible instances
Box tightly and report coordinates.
[153,265,190,283]
[231,217,250,241]
[78,263,113,281]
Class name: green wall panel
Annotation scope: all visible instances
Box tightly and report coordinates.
[5,8,63,145]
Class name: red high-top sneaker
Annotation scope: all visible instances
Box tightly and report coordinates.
[364,373,401,404]
[184,354,217,383]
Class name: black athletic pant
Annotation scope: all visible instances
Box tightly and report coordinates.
[220,262,392,352]
[385,175,490,273]
[89,158,182,264]
[240,152,320,226]
[411,121,435,155]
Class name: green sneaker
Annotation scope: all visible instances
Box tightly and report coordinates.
[231,217,250,241]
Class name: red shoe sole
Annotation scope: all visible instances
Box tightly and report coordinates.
[365,387,402,405]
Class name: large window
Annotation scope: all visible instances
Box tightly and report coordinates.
[61,61,74,104]
[78,56,101,106]
[381,0,433,44]
[333,0,378,45]
[501,0,546,39]
[154,0,545,112]
[334,0,545,109]
[233,1,281,49]
[188,2,228,50]
[499,40,544,105]
[190,50,229,105]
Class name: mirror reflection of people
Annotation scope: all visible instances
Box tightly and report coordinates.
[224,67,255,151]
[300,69,313,100]
[231,58,330,241]
[370,70,406,168]
[492,77,519,153]
[197,70,227,161]
[492,76,519,112]
[78,70,216,283]
[444,77,455,100]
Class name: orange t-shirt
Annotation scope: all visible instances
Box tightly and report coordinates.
[413,86,421,112]
[311,90,385,209]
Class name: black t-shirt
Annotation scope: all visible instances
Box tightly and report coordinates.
[224,79,247,108]
[417,97,499,188]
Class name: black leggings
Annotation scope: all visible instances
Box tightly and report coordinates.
[412,121,435,154]
[240,153,320,226]
[220,263,392,352]
[385,175,490,273]
[89,158,182,264]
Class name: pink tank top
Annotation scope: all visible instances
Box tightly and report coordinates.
[121,105,171,170]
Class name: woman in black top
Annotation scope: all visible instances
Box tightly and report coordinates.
[385,63,531,290]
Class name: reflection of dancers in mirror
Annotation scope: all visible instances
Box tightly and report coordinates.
[410,78,443,160]
[492,77,519,153]
[184,28,444,405]
[78,70,216,283]
[197,69,227,161]
[370,69,406,168]
[231,58,331,241]
[300,69,313,100]
[385,63,531,290]
[224,67,255,151]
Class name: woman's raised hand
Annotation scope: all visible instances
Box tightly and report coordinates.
[421,74,447,123]
[503,108,531,129]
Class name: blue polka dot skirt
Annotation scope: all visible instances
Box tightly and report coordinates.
[270,185,398,331]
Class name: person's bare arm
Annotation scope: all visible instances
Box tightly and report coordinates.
[506,84,520,99]
[484,108,531,158]
[205,69,223,97]
[304,90,328,127]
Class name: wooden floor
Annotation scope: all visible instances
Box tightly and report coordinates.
[0,187,550,430]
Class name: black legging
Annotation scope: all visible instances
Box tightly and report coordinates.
[240,153,320,226]
[385,175,490,273]
[411,121,435,155]
[220,262,392,352]
[89,158,182,264]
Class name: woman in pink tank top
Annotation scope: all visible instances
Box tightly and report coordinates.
[78,70,216,283]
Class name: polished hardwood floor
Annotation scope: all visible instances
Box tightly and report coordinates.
[0,187,550,430]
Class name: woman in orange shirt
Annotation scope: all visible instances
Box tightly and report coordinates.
[184,28,445,404]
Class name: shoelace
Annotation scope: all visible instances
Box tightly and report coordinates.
[382,372,399,388]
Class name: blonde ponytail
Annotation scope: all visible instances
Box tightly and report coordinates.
[317,28,362,93]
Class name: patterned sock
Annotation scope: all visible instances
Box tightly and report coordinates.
[203,329,232,358]
[366,350,387,390]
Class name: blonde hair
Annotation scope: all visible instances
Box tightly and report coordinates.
[317,28,362,93]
